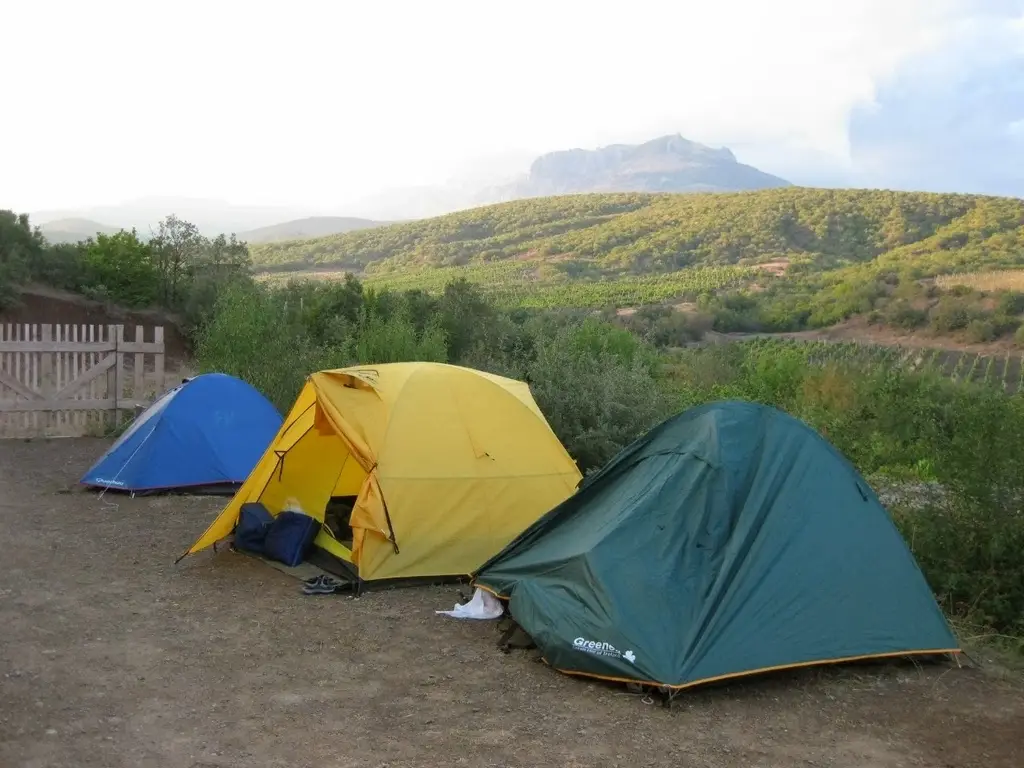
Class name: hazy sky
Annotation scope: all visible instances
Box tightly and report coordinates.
[2,0,1022,214]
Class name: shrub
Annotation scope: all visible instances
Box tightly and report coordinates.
[997,291,1024,316]
[965,319,996,343]
[990,313,1021,337]
[194,282,326,411]
[526,322,673,473]
[884,300,928,330]
[929,297,976,332]
[893,499,1024,637]
[348,305,448,364]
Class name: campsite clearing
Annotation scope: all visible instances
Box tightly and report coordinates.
[1,438,1022,768]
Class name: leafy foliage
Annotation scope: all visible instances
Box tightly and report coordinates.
[195,277,671,475]
[0,209,252,334]
[524,320,674,470]
[251,188,1003,273]
[80,230,161,306]
[0,211,47,308]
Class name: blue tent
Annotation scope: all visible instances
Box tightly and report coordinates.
[80,373,283,493]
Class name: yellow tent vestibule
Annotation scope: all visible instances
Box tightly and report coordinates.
[179,362,582,586]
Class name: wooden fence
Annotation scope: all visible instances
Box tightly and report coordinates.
[0,324,167,438]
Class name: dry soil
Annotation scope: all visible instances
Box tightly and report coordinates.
[1,438,1022,768]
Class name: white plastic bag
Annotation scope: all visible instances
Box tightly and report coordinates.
[436,587,504,620]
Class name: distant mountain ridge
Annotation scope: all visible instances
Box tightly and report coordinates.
[339,134,791,219]
[26,134,790,231]
[238,216,390,244]
[503,135,791,197]
[30,197,315,238]
[32,212,388,246]
[38,218,122,244]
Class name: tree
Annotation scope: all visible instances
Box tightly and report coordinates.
[81,230,160,306]
[147,215,254,330]
[526,320,672,472]
[0,210,45,307]
[150,214,205,306]
[180,232,253,330]
[437,278,497,361]
[350,302,447,365]
[33,241,86,292]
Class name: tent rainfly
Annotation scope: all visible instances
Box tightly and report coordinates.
[80,373,282,494]
[180,362,583,585]
[474,400,961,692]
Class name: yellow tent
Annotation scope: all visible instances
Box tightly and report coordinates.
[180,362,582,584]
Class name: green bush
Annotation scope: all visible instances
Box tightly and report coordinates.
[80,231,161,307]
[883,300,928,330]
[195,278,669,476]
[929,297,976,332]
[990,313,1021,337]
[348,304,448,365]
[0,211,44,308]
[997,291,1024,316]
[194,282,327,412]
[195,281,454,412]
[526,321,674,472]
[966,319,996,343]
[893,499,1024,637]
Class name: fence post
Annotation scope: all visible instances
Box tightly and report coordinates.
[154,327,165,394]
[114,324,125,426]
[39,324,53,435]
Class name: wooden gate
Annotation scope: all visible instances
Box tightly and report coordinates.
[0,323,166,438]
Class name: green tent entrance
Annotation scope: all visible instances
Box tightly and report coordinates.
[474,401,961,691]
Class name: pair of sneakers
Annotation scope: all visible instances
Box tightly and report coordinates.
[301,574,347,595]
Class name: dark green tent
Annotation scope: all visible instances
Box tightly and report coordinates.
[474,401,960,690]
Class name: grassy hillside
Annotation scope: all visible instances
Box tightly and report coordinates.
[250,188,1021,273]
[251,187,1024,340]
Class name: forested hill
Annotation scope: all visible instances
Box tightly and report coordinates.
[249,188,1024,280]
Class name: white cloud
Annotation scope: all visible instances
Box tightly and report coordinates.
[836,5,1024,196]
[0,0,1018,213]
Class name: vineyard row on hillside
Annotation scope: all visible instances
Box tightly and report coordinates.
[258,263,753,309]
[722,338,1024,393]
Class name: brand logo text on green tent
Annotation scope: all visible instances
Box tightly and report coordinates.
[573,637,635,663]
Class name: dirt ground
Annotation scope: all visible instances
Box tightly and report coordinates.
[1,439,1022,768]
